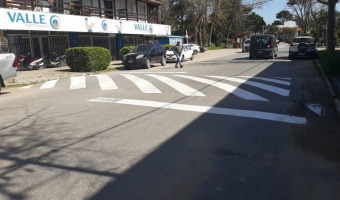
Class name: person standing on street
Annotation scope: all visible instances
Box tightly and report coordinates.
[173,41,183,68]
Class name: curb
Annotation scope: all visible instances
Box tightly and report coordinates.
[315,60,340,118]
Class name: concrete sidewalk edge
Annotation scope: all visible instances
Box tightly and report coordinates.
[315,60,340,119]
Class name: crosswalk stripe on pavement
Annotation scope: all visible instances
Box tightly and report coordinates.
[175,75,268,101]
[120,74,161,93]
[206,76,290,96]
[70,76,86,90]
[146,74,205,96]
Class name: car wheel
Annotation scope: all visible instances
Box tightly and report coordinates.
[288,55,293,59]
[145,59,151,69]
[190,53,194,61]
[160,56,166,66]
[124,64,130,70]
[193,50,198,55]
[242,50,245,53]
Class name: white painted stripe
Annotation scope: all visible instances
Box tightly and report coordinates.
[274,77,292,80]
[40,80,58,89]
[88,97,307,125]
[70,76,86,90]
[237,76,291,86]
[119,72,187,74]
[146,74,205,96]
[206,76,290,96]
[175,75,268,101]
[121,74,161,93]
[20,85,33,89]
[91,75,118,91]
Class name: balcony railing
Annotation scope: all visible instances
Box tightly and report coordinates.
[3,0,159,24]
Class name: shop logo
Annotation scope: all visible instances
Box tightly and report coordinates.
[102,20,108,31]
[149,25,153,34]
[50,15,61,30]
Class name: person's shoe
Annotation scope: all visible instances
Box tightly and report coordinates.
[175,66,179,68]
[180,65,183,68]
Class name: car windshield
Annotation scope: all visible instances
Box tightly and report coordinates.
[293,37,314,43]
[131,44,149,53]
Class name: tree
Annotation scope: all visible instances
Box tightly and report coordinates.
[316,0,338,52]
[276,10,294,22]
[246,12,266,34]
[286,0,314,35]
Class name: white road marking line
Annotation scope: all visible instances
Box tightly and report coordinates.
[91,75,118,91]
[40,80,58,89]
[121,74,161,93]
[119,72,188,74]
[70,76,86,90]
[206,76,290,96]
[88,97,307,125]
[146,74,205,96]
[237,76,291,86]
[274,77,292,80]
[175,75,268,101]
[20,85,33,89]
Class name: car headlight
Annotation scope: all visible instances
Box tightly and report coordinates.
[136,54,144,59]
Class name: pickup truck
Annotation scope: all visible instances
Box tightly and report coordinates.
[0,53,18,93]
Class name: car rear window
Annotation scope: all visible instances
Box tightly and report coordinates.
[251,36,273,46]
[292,37,314,43]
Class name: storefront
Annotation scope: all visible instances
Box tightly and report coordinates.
[0,7,171,60]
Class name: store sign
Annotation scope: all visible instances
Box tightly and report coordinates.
[0,8,171,35]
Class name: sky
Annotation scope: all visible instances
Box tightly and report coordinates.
[245,0,291,25]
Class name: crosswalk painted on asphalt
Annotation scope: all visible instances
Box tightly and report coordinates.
[19,74,291,101]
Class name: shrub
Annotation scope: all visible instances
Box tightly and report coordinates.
[119,46,134,60]
[318,50,340,75]
[163,44,173,51]
[66,47,112,72]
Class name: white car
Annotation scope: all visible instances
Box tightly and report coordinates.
[188,43,201,55]
[166,44,194,62]
[0,53,18,93]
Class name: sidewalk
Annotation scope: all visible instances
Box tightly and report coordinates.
[4,48,240,87]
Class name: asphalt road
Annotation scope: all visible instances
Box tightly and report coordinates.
[0,44,340,200]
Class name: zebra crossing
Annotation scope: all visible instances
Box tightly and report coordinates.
[20,73,291,101]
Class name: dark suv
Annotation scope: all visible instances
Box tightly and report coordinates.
[249,35,278,59]
[123,43,166,69]
[289,36,317,59]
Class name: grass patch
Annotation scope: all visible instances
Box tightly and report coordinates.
[317,50,340,76]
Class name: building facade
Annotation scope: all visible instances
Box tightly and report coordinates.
[0,0,171,59]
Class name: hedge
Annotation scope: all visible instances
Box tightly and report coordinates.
[66,47,112,72]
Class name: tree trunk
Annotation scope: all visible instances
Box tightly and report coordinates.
[327,0,336,52]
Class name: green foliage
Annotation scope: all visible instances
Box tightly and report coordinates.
[163,44,174,51]
[318,50,340,76]
[276,10,293,22]
[66,47,111,72]
[119,46,134,60]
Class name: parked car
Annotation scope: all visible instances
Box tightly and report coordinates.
[242,39,250,52]
[166,44,194,63]
[0,53,18,93]
[289,36,317,59]
[188,43,201,55]
[123,43,166,69]
[249,35,278,59]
